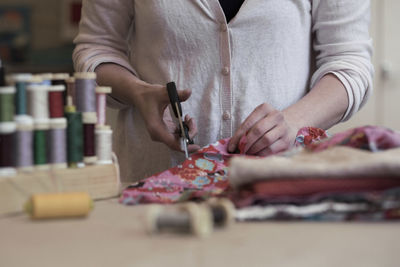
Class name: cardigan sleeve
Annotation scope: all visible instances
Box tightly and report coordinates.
[72,0,136,109]
[311,0,374,121]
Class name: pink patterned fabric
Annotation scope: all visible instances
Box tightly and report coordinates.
[307,126,400,152]
[121,138,241,205]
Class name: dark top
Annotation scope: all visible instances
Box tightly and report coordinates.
[219,0,245,23]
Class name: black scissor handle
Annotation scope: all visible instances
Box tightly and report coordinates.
[166,82,182,119]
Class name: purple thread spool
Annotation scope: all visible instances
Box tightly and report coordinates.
[49,118,67,169]
[15,115,34,171]
[74,72,96,113]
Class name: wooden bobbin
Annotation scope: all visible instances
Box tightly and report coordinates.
[51,73,69,81]
[206,198,236,228]
[24,192,94,220]
[146,203,213,237]
[74,72,97,79]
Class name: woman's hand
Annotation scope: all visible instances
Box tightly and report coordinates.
[228,103,297,156]
[132,83,201,153]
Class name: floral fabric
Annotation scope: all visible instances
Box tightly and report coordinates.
[120,138,236,205]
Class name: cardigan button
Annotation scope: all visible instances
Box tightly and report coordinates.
[222,111,231,120]
[221,67,230,76]
[220,23,228,32]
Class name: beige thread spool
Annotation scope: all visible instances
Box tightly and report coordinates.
[24,192,93,219]
[146,203,213,237]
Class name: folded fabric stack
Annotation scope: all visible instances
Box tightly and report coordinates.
[229,126,400,221]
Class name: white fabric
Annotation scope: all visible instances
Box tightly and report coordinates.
[229,147,400,188]
[73,0,373,182]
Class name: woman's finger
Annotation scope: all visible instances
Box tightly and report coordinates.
[228,103,275,152]
[244,110,283,153]
[246,123,285,155]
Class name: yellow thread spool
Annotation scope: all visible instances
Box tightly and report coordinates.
[24,192,93,219]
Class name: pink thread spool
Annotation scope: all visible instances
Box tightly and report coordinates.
[95,86,112,126]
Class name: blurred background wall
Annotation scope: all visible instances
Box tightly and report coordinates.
[0,0,398,131]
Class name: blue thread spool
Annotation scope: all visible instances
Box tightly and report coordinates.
[8,74,32,116]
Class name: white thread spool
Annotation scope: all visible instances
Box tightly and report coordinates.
[49,118,67,169]
[95,125,113,165]
[27,77,49,125]
[95,86,112,125]
[15,115,34,172]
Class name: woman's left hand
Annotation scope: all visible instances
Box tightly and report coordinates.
[228,103,297,156]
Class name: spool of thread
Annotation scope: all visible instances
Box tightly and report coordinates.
[15,115,34,171]
[74,72,96,113]
[95,86,112,125]
[51,73,69,106]
[65,99,83,167]
[206,198,235,228]
[0,122,16,176]
[24,192,93,219]
[49,118,67,168]
[27,81,49,124]
[0,86,15,122]
[146,203,213,237]
[48,85,65,118]
[95,125,113,165]
[82,112,97,164]
[34,122,49,170]
[66,77,76,105]
[8,73,32,115]
[39,73,52,86]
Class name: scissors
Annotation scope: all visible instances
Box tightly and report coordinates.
[166,82,194,158]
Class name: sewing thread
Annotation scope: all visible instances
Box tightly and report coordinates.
[48,85,65,118]
[65,100,83,167]
[49,118,67,168]
[95,125,113,164]
[95,86,112,125]
[74,72,96,113]
[15,116,34,171]
[0,86,16,122]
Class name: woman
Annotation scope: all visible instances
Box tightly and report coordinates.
[73,0,373,182]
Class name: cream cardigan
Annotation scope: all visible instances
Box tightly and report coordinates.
[73,0,373,182]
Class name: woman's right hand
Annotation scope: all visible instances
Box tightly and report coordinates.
[131,82,201,153]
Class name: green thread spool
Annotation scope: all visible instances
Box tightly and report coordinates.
[0,86,16,122]
[34,129,47,166]
[65,104,83,166]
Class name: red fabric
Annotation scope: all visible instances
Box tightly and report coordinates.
[233,177,400,208]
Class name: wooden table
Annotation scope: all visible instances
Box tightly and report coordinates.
[1,198,399,267]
